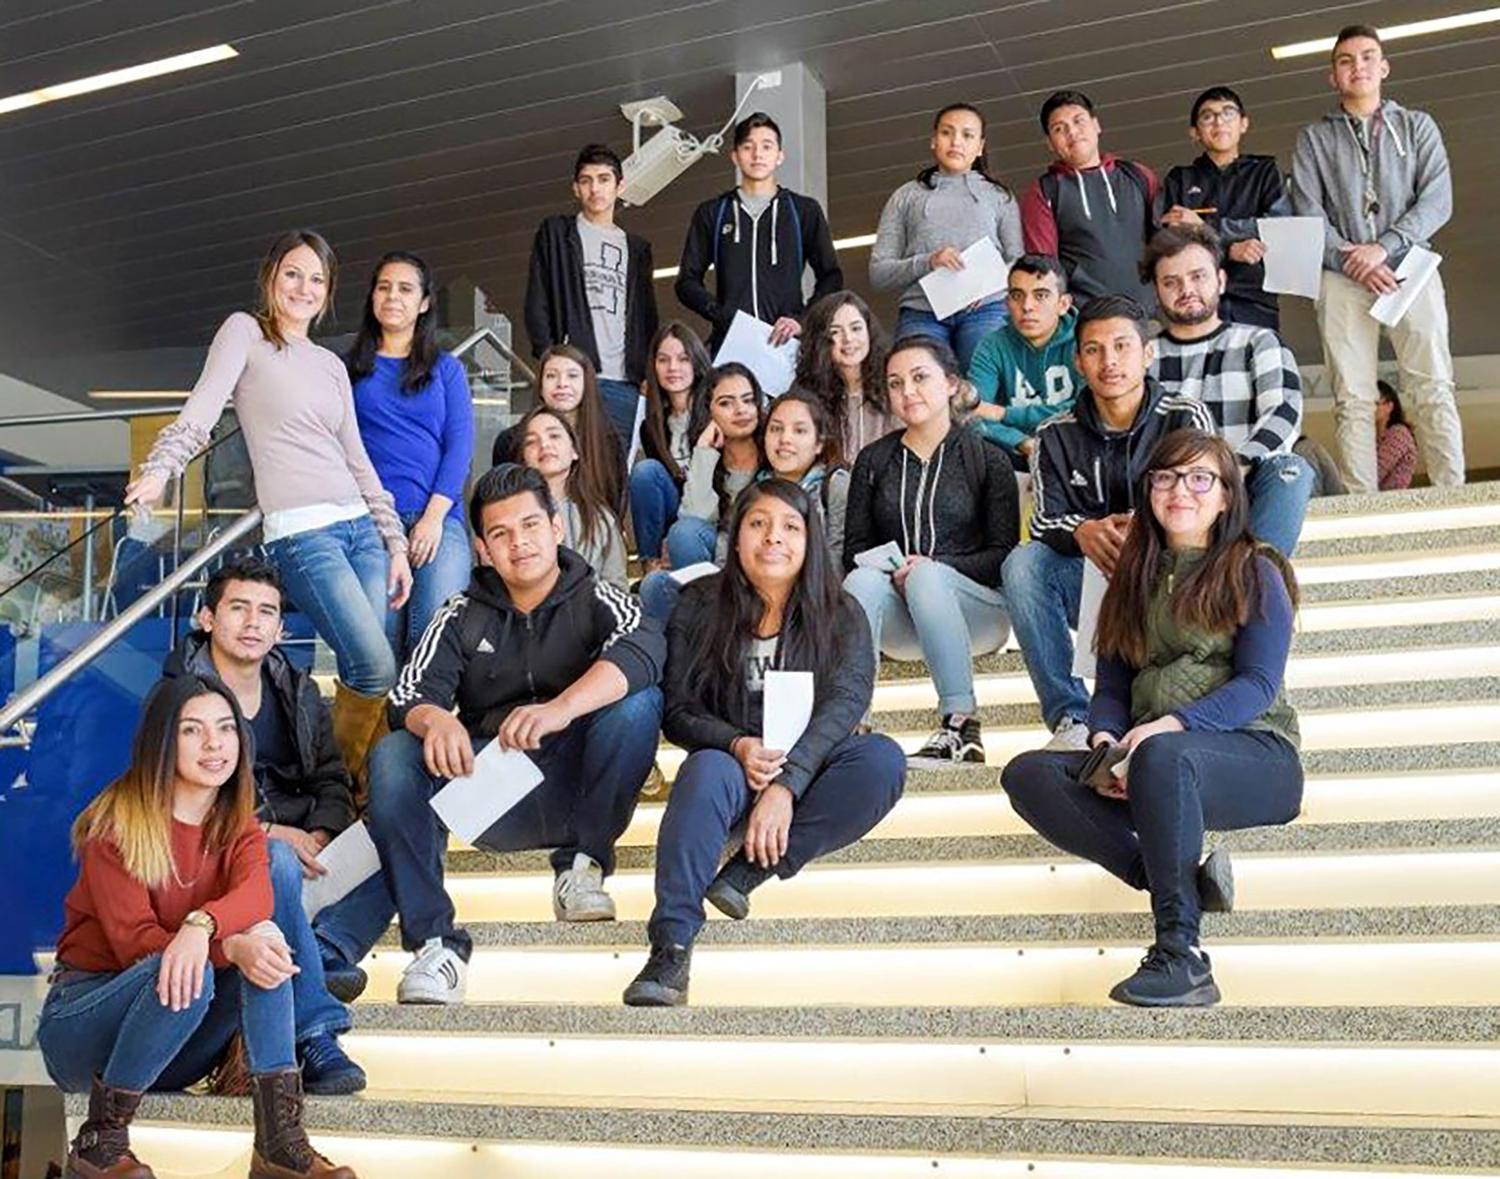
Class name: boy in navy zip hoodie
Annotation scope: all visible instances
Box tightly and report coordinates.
[676,112,842,352]
[1001,296,1213,751]
[1159,87,1292,331]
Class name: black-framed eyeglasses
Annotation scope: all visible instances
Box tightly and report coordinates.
[1196,106,1242,126]
[1148,468,1221,495]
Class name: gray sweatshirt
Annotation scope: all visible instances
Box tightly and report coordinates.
[1291,99,1451,273]
[558,498,627,590]
[869,172,1024,313]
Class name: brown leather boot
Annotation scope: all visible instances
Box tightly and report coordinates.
[249,1069,357,1179]
[65,1076,154,1178]
[330,682,388,810]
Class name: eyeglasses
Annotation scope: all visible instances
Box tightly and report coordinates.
[1148,468,1221,494]
[1196,106,1242,126]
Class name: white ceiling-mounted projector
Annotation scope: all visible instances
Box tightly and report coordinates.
[616,72,783,207]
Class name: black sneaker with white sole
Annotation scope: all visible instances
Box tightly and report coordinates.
[705,857,774,920]
[622,943,692,1007]
[908,715,985,765]
[1108,942,1221,1007]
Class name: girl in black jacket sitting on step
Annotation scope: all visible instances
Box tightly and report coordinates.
[624,479,906,1007]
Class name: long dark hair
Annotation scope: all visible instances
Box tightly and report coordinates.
[686,479,846,718]
[640,322,713,482]
[917,102,1010,194]
[517,406,615,555]
[72,675,256,888]
[345,251,441,393]
[795,291,889,464]
[1377,380,1408,429]
[253,230,337,350]
[1097,430,1298,667]
[537,344,624,515]
[765,390,842,477]
[706,362,768,522]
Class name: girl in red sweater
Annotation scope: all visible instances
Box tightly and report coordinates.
[38,674,354,1179]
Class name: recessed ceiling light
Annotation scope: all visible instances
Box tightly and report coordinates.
[652,231,879,281]
[1271,6,1500,58]
[0,44,238,116]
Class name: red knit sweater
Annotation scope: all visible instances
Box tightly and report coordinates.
[56,818,272,972]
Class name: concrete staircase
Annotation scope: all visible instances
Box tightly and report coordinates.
[75,482,1500,1177]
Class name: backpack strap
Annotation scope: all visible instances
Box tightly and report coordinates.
[783,191,804,275]
[710,194,732,272]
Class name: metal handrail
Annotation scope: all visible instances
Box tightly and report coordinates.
[451,325,536,386]
[0,509,263,736]
[0,405,189,428]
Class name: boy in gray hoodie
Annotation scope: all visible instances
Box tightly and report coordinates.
[1292,23,1465,492]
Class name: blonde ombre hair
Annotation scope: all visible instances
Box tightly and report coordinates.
[71,675,256,889]
[253,229,338,350]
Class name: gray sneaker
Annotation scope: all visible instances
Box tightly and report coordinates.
[553,853,617,922]
[1044,716,1092,752]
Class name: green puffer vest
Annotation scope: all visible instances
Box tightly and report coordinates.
[1127,548,1300,748]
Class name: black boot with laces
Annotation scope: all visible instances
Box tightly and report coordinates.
[622,943,692,1007]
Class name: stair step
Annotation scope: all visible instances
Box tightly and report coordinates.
[1293,523,1498,563]
[1299,488,1500,540]
[108,1093,1500,1171]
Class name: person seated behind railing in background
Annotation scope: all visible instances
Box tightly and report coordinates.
[1002,295,1214,754]
[38,675,357,1179]
[123,229,412,801]
[163,557,395,1094]
[1002,430,1303,1008]
[368,464,665,1006]
[624,479,905,1006]
[842,335,1019,766]
[345,250,475,665]
[518,407,629,589]
[1376,380,1418,491]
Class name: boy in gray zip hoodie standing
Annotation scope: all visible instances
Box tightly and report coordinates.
[1292,24,1466,492]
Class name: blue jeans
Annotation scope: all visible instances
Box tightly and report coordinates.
[266,515,396,695]
[387,510,472,660]
[38,953,295,1093]
[649,734,906,947]
[1002,729,1303,945]
[665,515,718,568]
[1246,453,1313,557]
[266,840,351,1042]
[896,302,1008,373]
[629,460,682,565]
[597,378,642,459]
[843,562,1009,716]
[366,687,664,958]
[1001,542,1087,731]
[313,871,400,973]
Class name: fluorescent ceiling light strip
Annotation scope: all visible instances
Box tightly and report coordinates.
[653,232,878,281]
[0,45,237,116]
[1271,7,1500,58]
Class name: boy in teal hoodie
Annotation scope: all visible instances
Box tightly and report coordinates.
[968,254,1081,468]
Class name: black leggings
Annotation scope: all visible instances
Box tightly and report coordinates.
[1002,728,1303,945]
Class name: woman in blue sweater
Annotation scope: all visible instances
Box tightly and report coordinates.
[1002,430,1302,1008]
[347,252,475,659]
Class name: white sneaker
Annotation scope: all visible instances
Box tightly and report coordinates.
[1044,716,1092,752]
[553,853,617,922]
[397,937,467,1005]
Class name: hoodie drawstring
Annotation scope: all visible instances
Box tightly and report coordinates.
[770,195,779,267]
[898,441,946,558]
[1074,171,1092,220]
[1100,167,1119,213]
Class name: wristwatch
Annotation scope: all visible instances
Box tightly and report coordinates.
[182,909,218,938]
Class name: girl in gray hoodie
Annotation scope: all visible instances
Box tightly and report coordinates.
[870,103,1024,371]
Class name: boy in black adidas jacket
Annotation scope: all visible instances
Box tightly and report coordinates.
[675,113,842,352]
[1003,296,1214,749]
[366,464,665,1006]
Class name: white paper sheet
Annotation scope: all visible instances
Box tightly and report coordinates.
[713,310,799,396]
[853,540,904,572]
[1369,246,1441,328]
[763,669,815,753]
[298,820,382,921]
[1071,558,1109,679]
[670,561,719,586]
[917,237,1009,321]
[429,742,545,847]
[1258,216,1325,299]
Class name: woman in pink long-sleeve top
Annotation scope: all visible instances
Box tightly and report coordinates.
[1376,380,1417,491]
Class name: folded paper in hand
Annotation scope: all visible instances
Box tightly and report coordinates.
[763,670,814,753]
[918,237,1009,321]
[853,541,904,573]
[430,742,545,846]
[300,821,381,922]
[713,310,798,395]
[1369,246,1441,328]
[670,561,719,586]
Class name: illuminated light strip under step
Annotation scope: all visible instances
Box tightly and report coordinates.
[1298,499,1500,541]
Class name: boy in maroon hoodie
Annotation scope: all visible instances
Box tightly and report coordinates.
[1022,91,1157,309]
